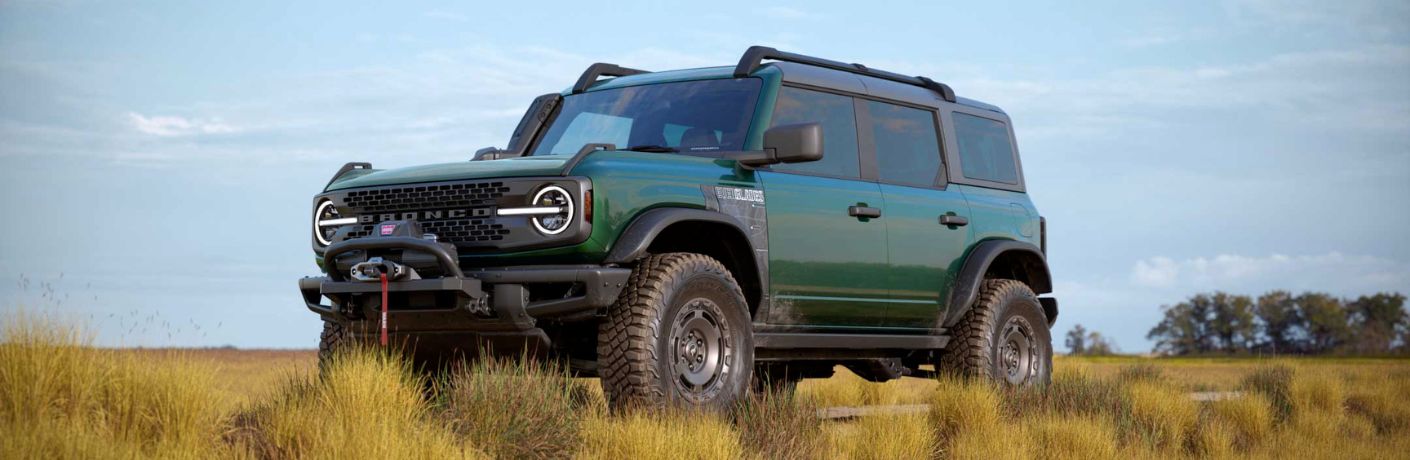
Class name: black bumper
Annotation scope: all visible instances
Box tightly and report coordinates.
[300,266,630,330]
[299,237,630,338]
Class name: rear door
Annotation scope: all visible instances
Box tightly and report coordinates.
[759,86,889,327]
[863,100,973,329]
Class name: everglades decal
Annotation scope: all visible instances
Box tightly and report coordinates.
[713,186,765,204]
[702,185,771,318]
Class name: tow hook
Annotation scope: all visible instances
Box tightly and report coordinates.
[350,257,413,282]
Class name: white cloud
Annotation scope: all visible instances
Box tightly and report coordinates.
[1129,252,1410,294]
[1132,257,1180,288]
[126,112,239,137]
[1223,0,1409,33]
[927,44,1410,149]
[422,10,469,22]
[758,6,809,20]
[1118,28,1213,48]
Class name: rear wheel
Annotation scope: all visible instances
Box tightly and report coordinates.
[598,253,754,411]
[937,279,1051,386]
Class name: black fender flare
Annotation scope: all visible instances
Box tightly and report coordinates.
[603,207,756,265]
[944,239,1054,328]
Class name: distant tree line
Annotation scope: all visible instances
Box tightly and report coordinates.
[1146,291,1408,355]
[1065,323,1118,356]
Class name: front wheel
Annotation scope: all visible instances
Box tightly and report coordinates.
[937,279,1052,386]
[598,253,754,411]
[317,319,345,376]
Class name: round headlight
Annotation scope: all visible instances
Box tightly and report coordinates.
[313,200,343,246]
[530,186,574,235]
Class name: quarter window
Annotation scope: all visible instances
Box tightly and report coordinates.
[868,101,942,188]
[770,87,861,179]
[953,112,1019,184]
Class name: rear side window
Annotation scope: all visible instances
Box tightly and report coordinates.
[769,87,861,179]
[953,112,1019,185]
[868,101,942,188]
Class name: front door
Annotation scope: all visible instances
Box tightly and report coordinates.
[760,86,889,328]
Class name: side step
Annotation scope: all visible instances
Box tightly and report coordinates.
[754,332,948,350]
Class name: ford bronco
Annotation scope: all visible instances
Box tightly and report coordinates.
[299,46,1056,410]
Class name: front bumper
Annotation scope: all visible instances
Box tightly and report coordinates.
[299,236,630,344]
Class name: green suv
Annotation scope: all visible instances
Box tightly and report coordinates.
[299,46,1056,409]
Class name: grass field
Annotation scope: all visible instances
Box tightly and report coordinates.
[4,316,1409,459]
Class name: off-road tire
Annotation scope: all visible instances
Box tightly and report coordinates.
[317,319,345,376]
[598,253,754,411]
[937,279,1052,386]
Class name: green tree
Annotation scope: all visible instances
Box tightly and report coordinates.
[1065,324,1118,356]
[1209,292,1257,353]
[1346,293,1408,354]
[1148,295,1214,355]
[1297,292,1351,353]
[1256,290,1302,353]
[1065,324,1088,355]
[1085,331,1117,355]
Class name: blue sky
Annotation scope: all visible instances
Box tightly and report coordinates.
[2,0,1407,350]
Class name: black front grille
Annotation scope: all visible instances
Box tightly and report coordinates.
[319,177,590,252]
[338,181,512,245]
[345,219,510,242]
[342,182,509,213]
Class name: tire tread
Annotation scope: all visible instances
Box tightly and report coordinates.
[597,253,748,409]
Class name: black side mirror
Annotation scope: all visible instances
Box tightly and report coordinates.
[732,123,824,167]
[472,146,509,161]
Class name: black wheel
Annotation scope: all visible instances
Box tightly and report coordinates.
[317,319,345,376]
[937,279,1051,386]
[598,253,754,411]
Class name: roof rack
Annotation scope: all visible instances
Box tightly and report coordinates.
[572,63,649,94]
[733,46,957,103]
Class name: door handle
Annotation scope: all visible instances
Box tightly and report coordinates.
[939,214,969,227]
[848,206,882,219]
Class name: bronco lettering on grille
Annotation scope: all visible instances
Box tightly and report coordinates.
[358,208,492,224]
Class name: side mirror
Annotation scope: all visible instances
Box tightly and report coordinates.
[766,123,823,163]
[735,123,823,167]
[472,146,514,161]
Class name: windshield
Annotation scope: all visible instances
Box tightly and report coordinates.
[531,78,762,155]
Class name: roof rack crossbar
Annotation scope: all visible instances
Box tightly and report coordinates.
[733,46,957,103]
[572,63,649,94]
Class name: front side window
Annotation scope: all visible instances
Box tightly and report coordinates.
[869,101,942,187]
[953,112,1019,184]
[770,86,861,178]
[532,79,761,155]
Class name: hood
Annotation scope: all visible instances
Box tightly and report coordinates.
[326,156,569,191]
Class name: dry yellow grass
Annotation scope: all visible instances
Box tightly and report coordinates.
[577,409,741,460]
[824,413,935,460]
[1,315,236,459]
[230,345,481,459]
[929,375,1002,443]
[1026,414,1118,460]
[798,365,939,407]
[4,314,1410,459]
[440,355,597,459]
[1207,392,1274,451]
[1345,377,1410,436]
[1127,381,1200,452]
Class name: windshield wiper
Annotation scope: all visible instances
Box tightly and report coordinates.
[624,144,678,153]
